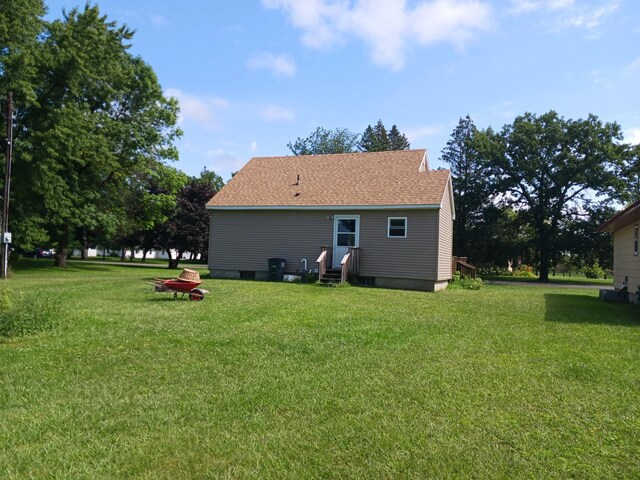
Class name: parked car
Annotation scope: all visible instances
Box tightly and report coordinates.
[24,248,55,259]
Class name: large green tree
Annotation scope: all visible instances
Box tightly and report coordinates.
[156,169,221,268]
[113,163,187,261]
[0,0,47,251]
[618,143,640,203]
[474,111,626,281]
[0,0,46,104]
[358,120,410,152]
[441,115,489,258]
[557,204,615,271]
[287,127,359,155]
[388,124,410,150]
[12,5,180,266]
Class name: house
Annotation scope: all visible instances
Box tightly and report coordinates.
[598,199,640,302]
[206,149,454,292]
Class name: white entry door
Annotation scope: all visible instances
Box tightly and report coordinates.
[333,216,359,269]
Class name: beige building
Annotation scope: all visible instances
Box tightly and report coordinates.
[598,199,640,302]
[206,149,454,292]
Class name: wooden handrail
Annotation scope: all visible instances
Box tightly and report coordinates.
[341,252,351,284]
[317,247,327,281]
[452,256,477,278]
[347,247,360,275]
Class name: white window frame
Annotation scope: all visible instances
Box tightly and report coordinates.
[635,224,638,256]
[387,217,407,238]
[333,215,360,249]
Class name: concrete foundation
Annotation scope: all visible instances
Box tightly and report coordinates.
[211,269,450,292]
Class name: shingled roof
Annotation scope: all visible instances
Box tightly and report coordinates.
[207,149,451,209]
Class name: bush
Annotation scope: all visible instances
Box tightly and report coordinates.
[583,262,605,279]
[302,271,319,284]
[477,265,509,276]
[0,289,62,338]
[512,265,536,278]
[449,272,484,290]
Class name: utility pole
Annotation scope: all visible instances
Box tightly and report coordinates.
[1,92,14,279]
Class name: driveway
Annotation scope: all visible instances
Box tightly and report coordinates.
[484,280,613,290]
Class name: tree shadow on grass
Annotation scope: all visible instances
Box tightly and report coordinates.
[545,293,639,327]
[10,259,114,274]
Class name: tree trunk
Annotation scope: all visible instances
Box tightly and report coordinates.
[120,246,126,262]
[54,247,68,267]
[167,250,179,269]
[129,249,135,262]
[80,246,86,260]
[54,227,70,267]
[538,242,550,282]
[142,249,148,262]
[171,250,183,269]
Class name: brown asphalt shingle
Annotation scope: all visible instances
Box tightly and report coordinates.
[207,149,451,208]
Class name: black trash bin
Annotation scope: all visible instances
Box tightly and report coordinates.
[268,258,286,282]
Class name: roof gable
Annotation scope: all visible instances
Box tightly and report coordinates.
[207,149,451,209]
[598,199,640,232]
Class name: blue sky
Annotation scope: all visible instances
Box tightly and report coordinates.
[45,0,640,181]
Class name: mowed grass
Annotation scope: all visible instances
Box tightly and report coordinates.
[1,260,639,479]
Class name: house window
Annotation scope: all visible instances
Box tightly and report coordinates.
[387,217,407,238]
[635,225,638,256]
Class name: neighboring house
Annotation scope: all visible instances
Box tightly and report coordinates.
[206,149,454,292]
[598,199,640,302]
[70,248,202,261]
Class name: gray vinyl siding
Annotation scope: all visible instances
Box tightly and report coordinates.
[437,186,453,281]
[209,210,332,275]
[614,222,640,290]
[358,210,438,279]
[209,209,440,280]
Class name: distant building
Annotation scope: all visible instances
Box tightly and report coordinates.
[598,199,640,302]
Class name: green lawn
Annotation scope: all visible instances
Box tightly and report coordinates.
[1,259,639,479]
[66,256,207,266]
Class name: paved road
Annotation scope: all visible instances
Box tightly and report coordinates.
[484,280,613,290]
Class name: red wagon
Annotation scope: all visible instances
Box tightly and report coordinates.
[151,269,209,301]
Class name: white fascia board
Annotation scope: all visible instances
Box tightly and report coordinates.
[206,204,441,211]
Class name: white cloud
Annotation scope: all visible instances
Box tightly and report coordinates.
[164,88,229,128]
[261,104,295,121]
[626,57,640,73]
[247,52,297,77]
[510,0,574,14]
[587,69,614,88]
[405,126,442,143]
[510,0,620,31]
[626,128,640,145]
[150,14,169,27]
[490,100,517,118]
[204,150,247,177]
[560,1,619,29]
[262,0,492,71]
[249,141,259,152]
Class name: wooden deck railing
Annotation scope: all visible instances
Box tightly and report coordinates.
[317,246,359,284]
[341,252,350,284]
[347,247,359,276]
[316,246,328,281]
[452,256,477,278]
